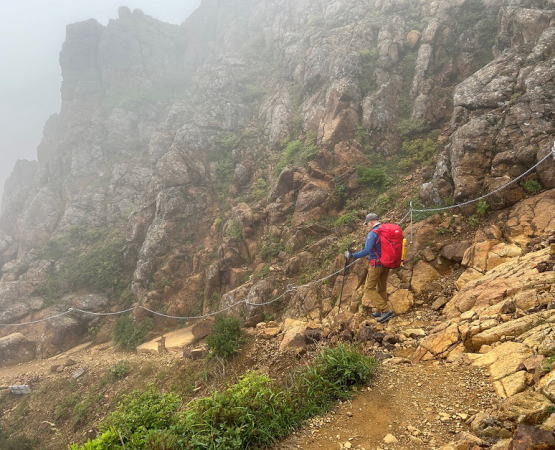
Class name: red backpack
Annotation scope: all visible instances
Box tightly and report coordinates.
[372,223,404,268]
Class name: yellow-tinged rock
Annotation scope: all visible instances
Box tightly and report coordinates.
[455,267,483,290]
[494,370,527,398]
[410,260,441,293]
[406,30,421,47]
[389,289,414,314]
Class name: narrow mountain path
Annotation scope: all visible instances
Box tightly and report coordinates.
[277,361,498,450]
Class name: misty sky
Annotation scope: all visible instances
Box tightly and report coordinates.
[0,0,200,199]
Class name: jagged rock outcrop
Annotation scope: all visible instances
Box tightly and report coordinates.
[1,0,554,362]
[423,1,555,207]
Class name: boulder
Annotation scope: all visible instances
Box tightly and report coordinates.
[285,251,312,276]
[505,190,555,246]
[500,391,553,425]
[470,311,555,350]
[191,317,215,341]
[441,241,472,262]
[461,240,497,272]
[493,370,528,398]
[486,242,522,271]
[540,413,555,432]
[410,260,441,294]
[389,289,414,314]
[507,423,555,449]
[279,323,308,352]
[0,333,36,367]
[471,342,534,381]
[406,30,421,48]
[470,411,512,441]
[455,268,483,290]
[413,323,460,361]
[444,248,552,318]
[538,369,555,403]
[292,183,332,226]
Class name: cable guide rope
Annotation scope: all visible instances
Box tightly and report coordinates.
[0,142,552,328]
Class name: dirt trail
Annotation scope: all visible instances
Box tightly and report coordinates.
[278,361,498,450]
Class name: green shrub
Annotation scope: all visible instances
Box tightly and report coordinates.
[400,136,439,169]
[334,183,347,202]
[358,49,378,95]
[206,316,243,358]
[108,360,131,380]
[356,166,391,189]
[36,228,129,301]
[248,177,269,201]
[72,345,376,450]
[72,396,98,428]
[275,135,318,174]
[260,241,286,261]
[476,199,489,216]
[101,389,181,437]
[218,132,241,151]
[288,345,376,419]
[521,179,542,194]
[225,220,244,240]
[397,119,427,137]
[0,428,37,450]
[176,372,290,448]
[334,211,359,228]
[54,393,80,421]
[467,214,480,227]
[113,316,153,351]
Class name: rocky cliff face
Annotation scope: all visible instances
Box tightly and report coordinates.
[0,0,553,360]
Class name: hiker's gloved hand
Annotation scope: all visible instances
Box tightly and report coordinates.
[344,250,351,259]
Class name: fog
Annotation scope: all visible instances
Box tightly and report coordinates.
[0,0,200,199]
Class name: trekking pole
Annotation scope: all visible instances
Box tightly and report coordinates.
[337,243,355,312]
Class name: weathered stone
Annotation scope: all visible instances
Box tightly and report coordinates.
[471,341,534,381]
[470,311,554,350]
[441,241,472,262]
[410,260,441,294]
[508,423,555,450]
[305,328,322,344]
[505,190,555,246]
[486,243,522,271]
[189,346,209,360]
[413,323,460,361]
[500,391,553,424]
[383,434,398,444]
[494,370,527,398]
[462,240,497,272]
[259,327,280,339]
[431,296,449,310]
[470,411,512,441]
[285,251,312,276]
[280,322,308,351]
[445,248,552,318]
[406,30,421,48]
[0,333,36,367]
[540,413,555,432]
[455,268,483,290]
[389,289,414,314]
[538,369,555,403]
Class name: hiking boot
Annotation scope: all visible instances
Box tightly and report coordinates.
[377,311,395,323]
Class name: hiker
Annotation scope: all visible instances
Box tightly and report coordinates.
[345,213,403,323]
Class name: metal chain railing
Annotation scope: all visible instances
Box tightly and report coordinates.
[1,142,552,328]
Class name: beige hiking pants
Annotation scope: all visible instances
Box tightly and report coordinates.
[362,265,390,312]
